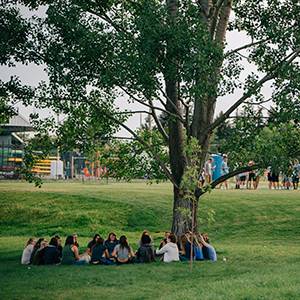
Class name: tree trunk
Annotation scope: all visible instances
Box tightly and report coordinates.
[171,186,191,235]
[165,0,189,237]
[167,0,232,237]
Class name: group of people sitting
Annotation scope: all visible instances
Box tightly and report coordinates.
[21,231,217,266]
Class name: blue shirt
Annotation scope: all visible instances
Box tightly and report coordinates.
[206,245,217,262]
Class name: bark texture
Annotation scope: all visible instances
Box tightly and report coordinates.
[166,0,232,236]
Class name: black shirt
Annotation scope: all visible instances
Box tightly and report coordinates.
[91,244,107,262]
[104,240,119,256]
[44,245,61,265]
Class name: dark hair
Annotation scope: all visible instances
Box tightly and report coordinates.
[119,235,130,251]
[168,233,177,244]
[93,234,100,242]
[107,232,117,242]
[49,237,58,247]
[141,234,151,245]
[96,236,104,245]
[65,235,74,246]
[33,238,44,250]
[55,235,61,240]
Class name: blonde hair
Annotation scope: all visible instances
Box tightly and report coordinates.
[25,238,34,247]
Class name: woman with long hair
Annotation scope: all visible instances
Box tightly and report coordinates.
[91,236,113,265]
[31,238,48,265]
[112,235,134,264]
[61,235,87,265]
[29,238,43,264]
[104,232,119,258]
[21,238,35,265]
[138,230,153,247]
[44,237,61,265]
[136,234,155,263]
[86,234,100,255]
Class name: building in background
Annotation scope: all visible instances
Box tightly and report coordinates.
[0,114,33,178]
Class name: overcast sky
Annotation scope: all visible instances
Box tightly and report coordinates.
[0,6,272,137]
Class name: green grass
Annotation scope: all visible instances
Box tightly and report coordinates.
[0,181,299,299]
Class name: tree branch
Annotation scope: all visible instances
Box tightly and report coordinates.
[87,100,178,187]
[118,86,184,123]
[158,86,185,124]
[84,6,131,37]
[224,38,270,58]
[206,48,300,133]
[196,164,260,197]
[244,97,272,105]
[149,98,169,143]
[113,110,150,115]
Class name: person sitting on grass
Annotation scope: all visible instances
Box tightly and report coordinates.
[159,231,171,249]
[55,235,63,259]
[73,233,79,248]
[61,235,88,265]
[199,233,217,262]
[21,238,35,265]
[91,236,113,265]
[112,235,135,264]
[155,233,179,263]
[44,237,61,265]
[86,234,100,255]
[136,234,155,263]
[29,238,43,264]
[104,232,119,259]
[138,230,153,247]
[32,239,48,265]
[179,233,196,261]
[194,235,204,261]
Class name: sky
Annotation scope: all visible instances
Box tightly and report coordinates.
[0,6,272,137]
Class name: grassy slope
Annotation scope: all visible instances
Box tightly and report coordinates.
[0,181,299,300]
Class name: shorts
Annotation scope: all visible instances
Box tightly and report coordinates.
[267,173,272,181]
[292,177,299,183]
[240,176,246,181]
[248,173,256,181]
[271,175,279,182]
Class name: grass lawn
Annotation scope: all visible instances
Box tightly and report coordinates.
[0,181,299,300]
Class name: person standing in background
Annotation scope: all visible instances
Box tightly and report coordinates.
[204,157,215,184]
[220,154,229,189]
[292,159,300,190]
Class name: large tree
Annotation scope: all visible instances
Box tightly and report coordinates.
[1,0,300,235]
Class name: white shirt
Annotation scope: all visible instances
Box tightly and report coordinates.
[205,161,213,176]
[156,242,179,263]
[21,244,34,265]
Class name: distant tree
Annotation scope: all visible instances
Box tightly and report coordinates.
[216,107,300,173]
[2,0,300,235]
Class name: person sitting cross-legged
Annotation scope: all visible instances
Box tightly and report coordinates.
[86,234,100,256]
[112,235,135,265]
[155,233,179,263]
[199,233,217,262]
[136,234,155,263]
[31,239,48,265]
[21,238,35,265]
[179,233,197,261]
[44,237,61,265]
[91,236,114,265]
[61,235,89,265]
[104,232,119,259]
